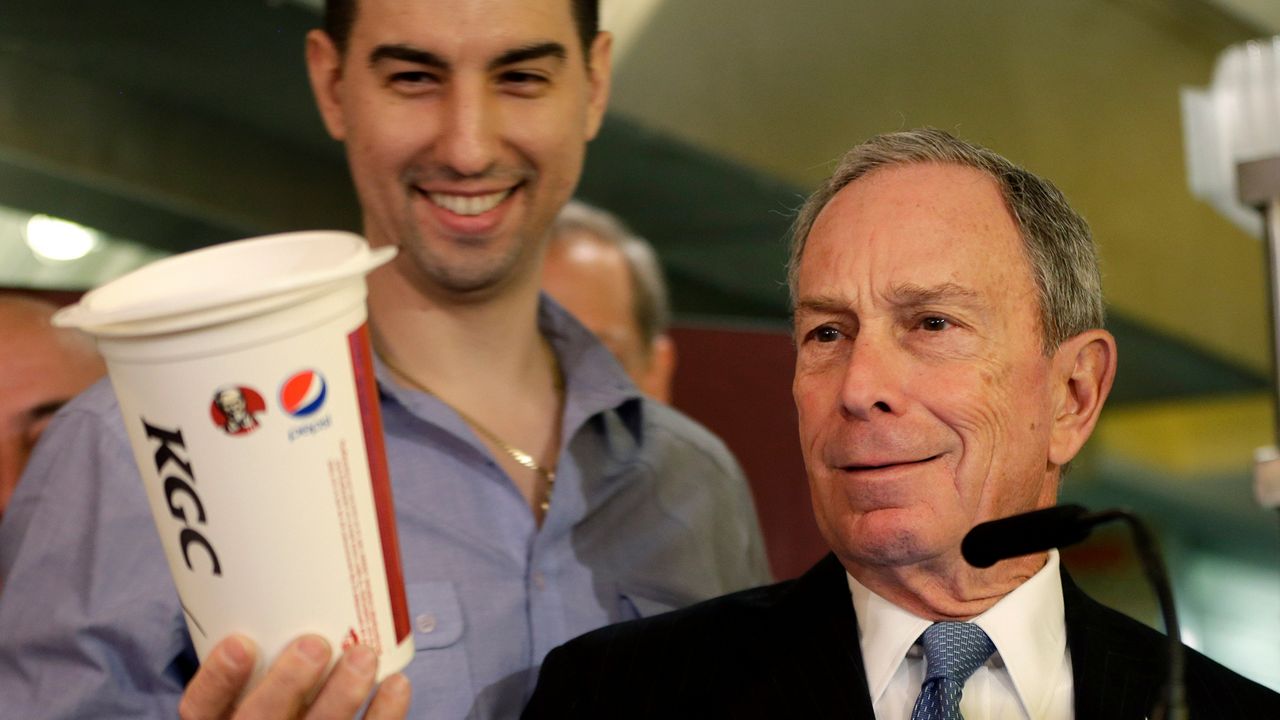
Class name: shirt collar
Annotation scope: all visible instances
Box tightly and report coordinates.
[848,571,933,706]
[971,550,1066,719]
[847,550,1065,717]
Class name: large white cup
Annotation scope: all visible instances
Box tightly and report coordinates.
[55,231,413,688]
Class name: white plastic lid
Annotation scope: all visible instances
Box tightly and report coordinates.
[55,231,396,337]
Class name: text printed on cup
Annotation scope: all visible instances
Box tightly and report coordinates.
[143,421,224,576]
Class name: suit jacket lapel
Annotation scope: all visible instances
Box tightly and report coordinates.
[769,553,878,718]
[1062,568,1163,719]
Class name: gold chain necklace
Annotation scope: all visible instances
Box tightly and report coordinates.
[376,346,562,514]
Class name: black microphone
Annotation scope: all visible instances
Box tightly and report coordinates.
[962,505,1187,720]
[961,504,1099,568]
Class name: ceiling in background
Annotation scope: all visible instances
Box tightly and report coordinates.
[1,0,1274,377]
[1208,0,1280,31]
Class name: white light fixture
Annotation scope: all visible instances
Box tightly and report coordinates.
[24,214,99,262]
[1180,35,1280,238]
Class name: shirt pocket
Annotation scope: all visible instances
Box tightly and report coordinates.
[403,581,472,718]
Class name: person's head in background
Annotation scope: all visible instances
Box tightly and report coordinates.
[0,294,105,521]
[542,200,677,402]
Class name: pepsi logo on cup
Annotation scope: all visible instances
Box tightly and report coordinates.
[210,386,266,436]
[280,370,327,418]
[280,370,334,443]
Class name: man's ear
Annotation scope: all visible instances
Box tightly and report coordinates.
[640,334,677,404]
[1048,329,1117,465]
[583,31,614,142]
[305,29,348,141]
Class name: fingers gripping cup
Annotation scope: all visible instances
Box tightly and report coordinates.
[55,231,413,689]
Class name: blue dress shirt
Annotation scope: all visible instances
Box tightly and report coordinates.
[0,297,771,719]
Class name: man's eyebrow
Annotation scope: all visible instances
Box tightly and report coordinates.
[369,44,449,70]
[791,284,984,318]
[27,399,69,422]
[367,42,567,74]
[888,282,983,306]
[489,42,567,71]
[793,296,850,315]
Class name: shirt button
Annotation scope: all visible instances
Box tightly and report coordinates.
[415,613,437,634]
[532,572,546,591]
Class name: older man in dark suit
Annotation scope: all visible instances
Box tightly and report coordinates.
[522,128,1280,719]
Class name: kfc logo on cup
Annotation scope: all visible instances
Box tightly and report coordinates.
[280,369,327,418]
[210,386,266,436]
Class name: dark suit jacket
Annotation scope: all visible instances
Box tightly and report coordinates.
[523,553,1279,719]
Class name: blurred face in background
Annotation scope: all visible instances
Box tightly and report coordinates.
[0,297,105,520]
[542,228,676,402]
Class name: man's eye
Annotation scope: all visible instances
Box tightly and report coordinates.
[812,326,842,343]
[500,71,550,93]
[389,71,440,89]
[920,316,951,332]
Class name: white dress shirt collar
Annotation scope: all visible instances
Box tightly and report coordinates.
[848,550,1068,719]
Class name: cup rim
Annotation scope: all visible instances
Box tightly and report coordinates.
[55,231,395,336]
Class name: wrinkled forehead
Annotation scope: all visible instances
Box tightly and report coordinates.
[796,164,1035,306]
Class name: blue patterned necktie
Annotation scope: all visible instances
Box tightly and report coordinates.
[909,622,996,720]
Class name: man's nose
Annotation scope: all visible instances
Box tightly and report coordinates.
[435,84,499,178]
[839,338,904,421]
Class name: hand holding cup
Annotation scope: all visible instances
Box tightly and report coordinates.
[178,634,411,720]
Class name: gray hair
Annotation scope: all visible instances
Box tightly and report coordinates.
[551,200,672,348]
[788,128,1103,352]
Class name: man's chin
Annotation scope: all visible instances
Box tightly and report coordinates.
[828,511,959,570]
[396,243,527,300]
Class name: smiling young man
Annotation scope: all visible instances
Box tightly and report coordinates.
[522,129,1280,719]
[0,2,769,718]
[309,0,609,528]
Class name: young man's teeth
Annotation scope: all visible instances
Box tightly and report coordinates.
[428,190,510,216]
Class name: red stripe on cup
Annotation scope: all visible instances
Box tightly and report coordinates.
[348,323,411,643]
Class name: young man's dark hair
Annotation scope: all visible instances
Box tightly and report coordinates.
[323,0,600,57]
